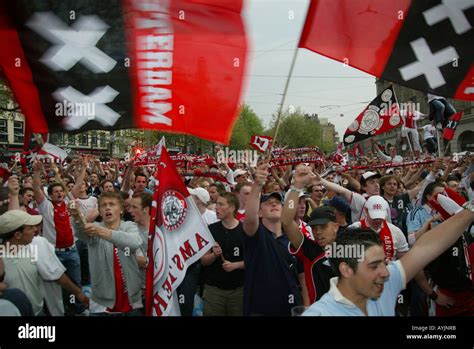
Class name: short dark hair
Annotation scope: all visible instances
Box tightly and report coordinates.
[134,173,148,182]
[421,181,445,205]
[210,182,226,194]
[100,179,115,189]
[329,228,382,277]
[218,192,239,214]
[19,187,34,196]
[47,183,65,195]
[132,192,153,210]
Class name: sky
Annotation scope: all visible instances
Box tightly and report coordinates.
[242,0,377,140]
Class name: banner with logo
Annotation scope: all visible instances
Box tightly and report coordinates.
[145,146,214,316]
[343,86,402,146]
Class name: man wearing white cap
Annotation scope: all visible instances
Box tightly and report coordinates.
[233,169,249,184]
[314,171,391,224]
[0,210,89,316]
[348,196,408,261]
[188,187,219,225]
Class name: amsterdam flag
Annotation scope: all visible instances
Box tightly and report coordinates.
[250,135,273,153]
[343,86,402,146]
[299,0,474,101]
[0,0,248,144]
[145,146,214,316]
[443,111,463,141]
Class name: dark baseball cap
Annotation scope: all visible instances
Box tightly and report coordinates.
[260,192,283,204]
[323,196,350,214]
[307,206,336,226]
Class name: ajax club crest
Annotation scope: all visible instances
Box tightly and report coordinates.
[161,190,187,230]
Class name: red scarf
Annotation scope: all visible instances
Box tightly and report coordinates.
[53,201,74,248]
[361,219,394,260]
[299,220,314,240]
[107,246,132,313]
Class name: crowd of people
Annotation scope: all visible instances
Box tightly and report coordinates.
[0,130,473,317]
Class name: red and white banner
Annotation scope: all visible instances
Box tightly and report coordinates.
[0,0,248,144]
[250,135,272,153]
[145,146,214,316]
[299,0,474,100]
[443,111,463,141]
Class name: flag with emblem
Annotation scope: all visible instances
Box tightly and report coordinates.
[343,86,402,146]
[443,111,463,141]
[145,146,214,316]
[250,135,273,153]
[299,0,474,100]
[0,0,248,144]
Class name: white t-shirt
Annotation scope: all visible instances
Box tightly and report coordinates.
[422,124,436,140]
[76,196,98,217]
[3,238,67,316]
[348,221,409,259]
[202,209,219,226]
[427,93,445,103]
[31,236,66,316]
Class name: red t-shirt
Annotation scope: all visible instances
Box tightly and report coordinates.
[53,201,74,248]
[107,246,132,313]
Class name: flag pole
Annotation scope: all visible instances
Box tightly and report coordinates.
[267,48,299,157]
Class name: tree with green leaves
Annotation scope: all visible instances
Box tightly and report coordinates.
[229,104,264,150]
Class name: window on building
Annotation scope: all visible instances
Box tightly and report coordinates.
[13,121,23,144]
[68,134,76,145]
[79,133,88,146]
[57,133,65,144]
[99,133,106,148]
[91,131,97,147]
[0,119,8,142]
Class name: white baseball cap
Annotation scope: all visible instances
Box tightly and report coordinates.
[0,210,42,236]
[234,169,248,177]
[366,195,388,220]
[188,187,210,205]
[361,171,381,182]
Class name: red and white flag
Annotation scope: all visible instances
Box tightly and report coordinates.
[299,0,474,101]
[250,135,272,153]
[343,86,402,146]
[0,0,248,144]
[145,146,214,316]
[36,142,68,161]
[443,111,463,141]
[348,144,363,158]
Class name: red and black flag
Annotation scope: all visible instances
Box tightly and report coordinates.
[443,111,463,140]
[342,86,402,146]
[0,0,248,144]
[299,0,474,101]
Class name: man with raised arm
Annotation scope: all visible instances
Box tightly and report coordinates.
[303,201,474,316]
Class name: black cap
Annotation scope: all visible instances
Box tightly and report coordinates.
[260,192,283,204]
[307,206,336,226]
[323,196,350,214]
